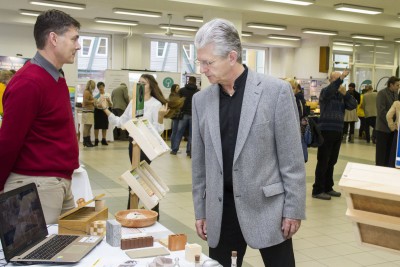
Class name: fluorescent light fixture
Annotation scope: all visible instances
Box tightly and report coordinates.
[159,24,198,32]
[395,38,400,43]
[112,8,162,18]
[333,41,353,46]
[184,16,203,23]
[247,23,286,30]
[94,18,138,26]
[241,31,253,37]
[302,28,338,36]
[268,34,301,41]
[351,34,384,41]
[264,0,314,6]
[334,3,383,15]
[29,0,85,10]
[19,9,42,16]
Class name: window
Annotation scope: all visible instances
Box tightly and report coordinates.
[80,37,94,57]
[157,41,166,57]
[242,47,266,74]
[97,38,107,56]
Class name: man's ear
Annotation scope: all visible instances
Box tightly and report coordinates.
[48,32,58,47]
[228,50,238,65]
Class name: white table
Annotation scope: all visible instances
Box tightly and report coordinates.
[1,223,209,267]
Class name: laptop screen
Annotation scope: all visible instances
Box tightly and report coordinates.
[0,183,48,262]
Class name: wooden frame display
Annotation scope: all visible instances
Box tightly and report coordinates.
[120,161,169,210]
[339,162,400,254]
[124,118,170,161]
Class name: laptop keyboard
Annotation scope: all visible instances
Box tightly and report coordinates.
[24,235,79,260]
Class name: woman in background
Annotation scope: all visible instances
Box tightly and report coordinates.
[82,79,96,147]
[101,74,169,215]
[94,81,112,146]
[165,84,185,151]
[386,98,400,167]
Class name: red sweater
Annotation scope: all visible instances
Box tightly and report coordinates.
[0,62,79,191]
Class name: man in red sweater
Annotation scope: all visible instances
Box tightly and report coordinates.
[0,10,81,224]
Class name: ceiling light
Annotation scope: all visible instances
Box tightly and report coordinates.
[112,8,162,18]
[333,41,353,46]
[241,31,253,37]
[395,38,400,43]
[19,9,42,16]
[29,0,85,10]
[94,18,138,26]
[351,34,384,41]
[264,0,314,6]
[184,16,203,23]
[159,24,198,32]
[268,34,301,41]
[302,28,338,36]
[334,3,383,15]
[247,23,286,30]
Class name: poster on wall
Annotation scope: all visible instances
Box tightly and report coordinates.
[69,86,76,119]
[0,56,29,70]
[297,78,329,101]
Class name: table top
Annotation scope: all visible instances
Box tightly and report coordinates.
[1,223,208,267]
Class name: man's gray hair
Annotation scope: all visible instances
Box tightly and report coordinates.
[194,18,242,63]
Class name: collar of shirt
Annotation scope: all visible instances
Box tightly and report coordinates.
[219,64,248,97]
[31,51,63,81]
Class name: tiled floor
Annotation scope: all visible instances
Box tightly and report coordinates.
[79,135,400,267]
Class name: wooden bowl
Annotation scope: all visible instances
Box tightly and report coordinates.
[115,209,158,228]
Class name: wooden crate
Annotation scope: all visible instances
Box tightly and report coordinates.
[339,162,400,254]
[58,196,108,235]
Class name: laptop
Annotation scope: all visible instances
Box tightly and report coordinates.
[0,183,103,264]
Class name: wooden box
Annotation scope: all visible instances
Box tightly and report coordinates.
[58,197,108,235]
[339,162,400,254]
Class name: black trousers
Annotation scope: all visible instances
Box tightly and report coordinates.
[375,130,394,167]
[358,117,366,137]
[313,131,342,195]
[365,117,376,143]
[343,121,355,135]
[209,193,295,267]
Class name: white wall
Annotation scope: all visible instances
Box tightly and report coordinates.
[269,47,295,78]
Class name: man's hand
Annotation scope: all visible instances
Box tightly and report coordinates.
[195,219,207,241]
[340,68,350,80]
[338,85,347,96]
[281,218,301,239]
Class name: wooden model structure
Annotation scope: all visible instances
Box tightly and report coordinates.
[339,162,400,254]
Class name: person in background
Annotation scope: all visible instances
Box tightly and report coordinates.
[375,76,400,167]
[0,70,14,116]
[312,71,357,200]
[362,85,377,144]
[0,9,81,224]
[170,76,199,157]
[94,81,112,146]
[100,74,169,216]
[386,98,400,167]
[82,79,96,147]
[192,18,305,267]
[286,78,308,162]
[343,83,359,143]
[165,83,185,147]
[111,82,130,140]
[357,90,366,140]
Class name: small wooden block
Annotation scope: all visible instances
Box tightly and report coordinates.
[185,243,202,262]
[168,233,187,251]
[121,236,154,250]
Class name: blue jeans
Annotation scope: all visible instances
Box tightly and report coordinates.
[171,114,192,153]
[170,119,179,148]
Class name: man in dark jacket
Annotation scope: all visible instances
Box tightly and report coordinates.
[170,76,199,157]
[312,70,357,200]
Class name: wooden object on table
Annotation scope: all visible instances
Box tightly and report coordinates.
[89,220,106,236]
[185,243,202,262]
[115,209,158,228]
[168,233,187,251]
[339,162,400,254]
[58,194,108,235]
[121,236,154,250]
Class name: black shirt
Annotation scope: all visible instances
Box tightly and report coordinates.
[219,65,248,193]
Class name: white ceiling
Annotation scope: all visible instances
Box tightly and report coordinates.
[1,0,400,44]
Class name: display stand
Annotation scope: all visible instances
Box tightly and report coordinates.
[129,83,140,209]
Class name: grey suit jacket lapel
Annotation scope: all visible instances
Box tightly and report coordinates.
[207,85,223,170]
[233,71,262,164]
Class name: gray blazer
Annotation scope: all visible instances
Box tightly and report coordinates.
[191,70,306,249]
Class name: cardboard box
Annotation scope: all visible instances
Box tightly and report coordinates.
[339,162,400,254]
[58,195,108,235]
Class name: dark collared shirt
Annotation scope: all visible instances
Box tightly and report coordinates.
[31,52,63,81]
[220,65,248,193]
